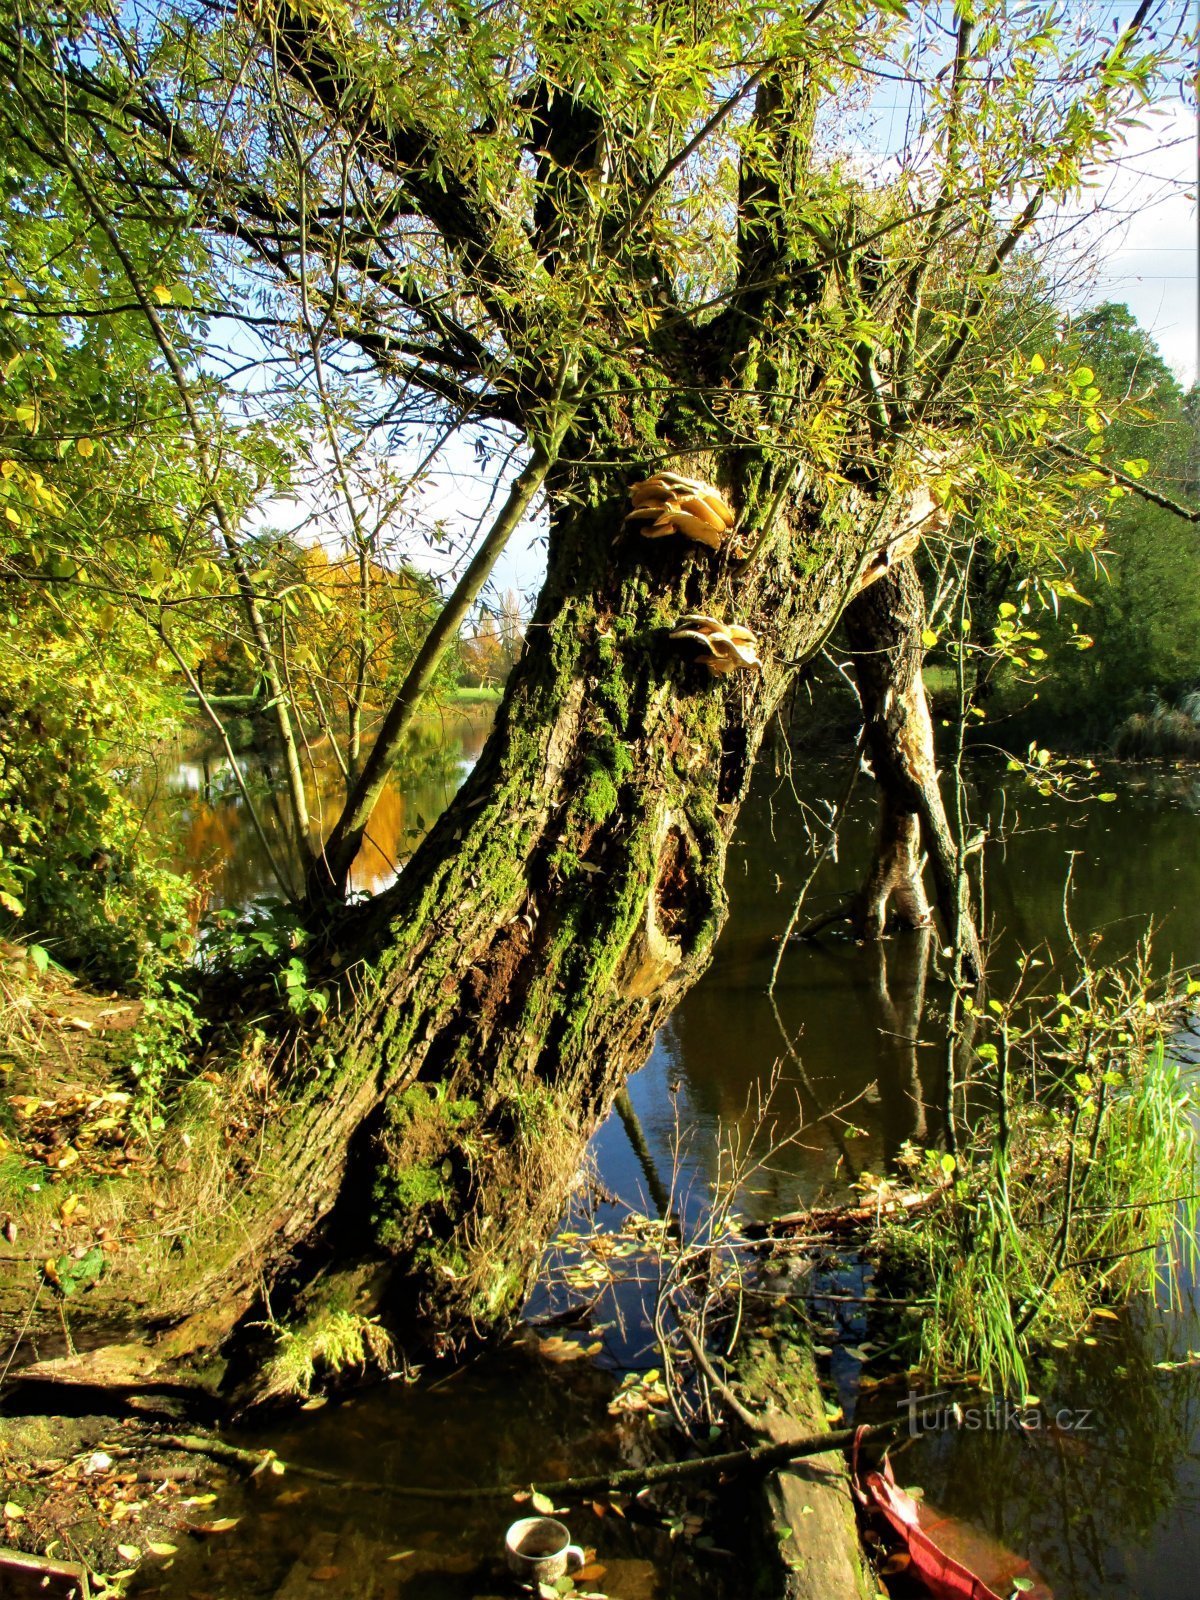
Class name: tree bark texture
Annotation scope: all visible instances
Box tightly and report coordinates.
[2,440,927,1385]
[843,559,982,979]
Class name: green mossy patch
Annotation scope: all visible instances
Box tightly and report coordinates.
[371,1082,479,1249]
[260,1293,394,1399]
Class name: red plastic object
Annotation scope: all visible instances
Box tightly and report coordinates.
[852,1430,1051,1600]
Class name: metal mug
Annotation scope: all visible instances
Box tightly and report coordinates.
[503,1516,586,1585]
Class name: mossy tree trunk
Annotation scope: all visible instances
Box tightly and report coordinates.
[3,415,926,1385]
[0,39,953,1383]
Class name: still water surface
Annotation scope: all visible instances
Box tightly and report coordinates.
[138,717,1200,1599]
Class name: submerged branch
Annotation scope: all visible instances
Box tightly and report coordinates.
[145,1420,899,1502]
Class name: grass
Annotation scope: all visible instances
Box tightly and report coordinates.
[1115,701,1200,760]
[181,691,262,713]
[880,953,1198,1397]
[440,684,503,705]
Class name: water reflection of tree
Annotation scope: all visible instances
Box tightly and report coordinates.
[890,1315,1200,1600]
[664,926,947,1213]
[141,714,492,913]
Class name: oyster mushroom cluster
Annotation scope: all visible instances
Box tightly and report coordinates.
[670,613,759,677]
[624,473,737,551]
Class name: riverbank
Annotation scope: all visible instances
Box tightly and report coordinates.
[4,748,1200,1600]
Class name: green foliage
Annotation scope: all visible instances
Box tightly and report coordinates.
[201,904,328,1016]
[127,979,202,1139]
[886,953,1197,1395]
[977,307,1200,742]
[0,635,196,985]
[262,1302,394,1398]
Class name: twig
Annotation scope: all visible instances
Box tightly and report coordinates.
[676,1323,761,1432]
[145,1421,900,1501]
[768,728,867,995]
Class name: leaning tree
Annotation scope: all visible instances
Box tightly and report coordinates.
[0,0,1191,1388]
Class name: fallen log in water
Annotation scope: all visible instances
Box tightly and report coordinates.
[740,1182,948,1246]
[725,1323,874,1600]
[0,1548,90,1600]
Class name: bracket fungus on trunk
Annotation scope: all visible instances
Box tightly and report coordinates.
[670,613,760,677]
[624,473,739,552]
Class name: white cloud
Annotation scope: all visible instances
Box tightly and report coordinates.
[1042,101,1198,385]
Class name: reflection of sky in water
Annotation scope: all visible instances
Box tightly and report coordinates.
[589,762,1200,1233]
[553,761,1200,1600]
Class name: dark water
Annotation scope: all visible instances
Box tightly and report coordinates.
[137,726,1200,1600]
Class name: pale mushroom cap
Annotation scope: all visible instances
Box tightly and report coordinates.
[627,476,736,544]
[670,613,759,674]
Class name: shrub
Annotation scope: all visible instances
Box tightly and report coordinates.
[1114,694,1200,760]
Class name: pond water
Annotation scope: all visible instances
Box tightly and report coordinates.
[133,717,1200,1600]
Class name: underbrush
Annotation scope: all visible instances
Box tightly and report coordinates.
[1114,690,1200,760]
[0,652,196,990]
[880,950,1198,1396]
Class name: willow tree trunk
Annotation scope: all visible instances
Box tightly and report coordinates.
[843,559,982,980]
[4,442,920,1388]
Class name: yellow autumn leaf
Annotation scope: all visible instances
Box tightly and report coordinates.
[76,437,96,458]
[151,284,173,304]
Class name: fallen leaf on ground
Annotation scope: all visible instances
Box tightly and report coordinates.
[187,1516,240,1534]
